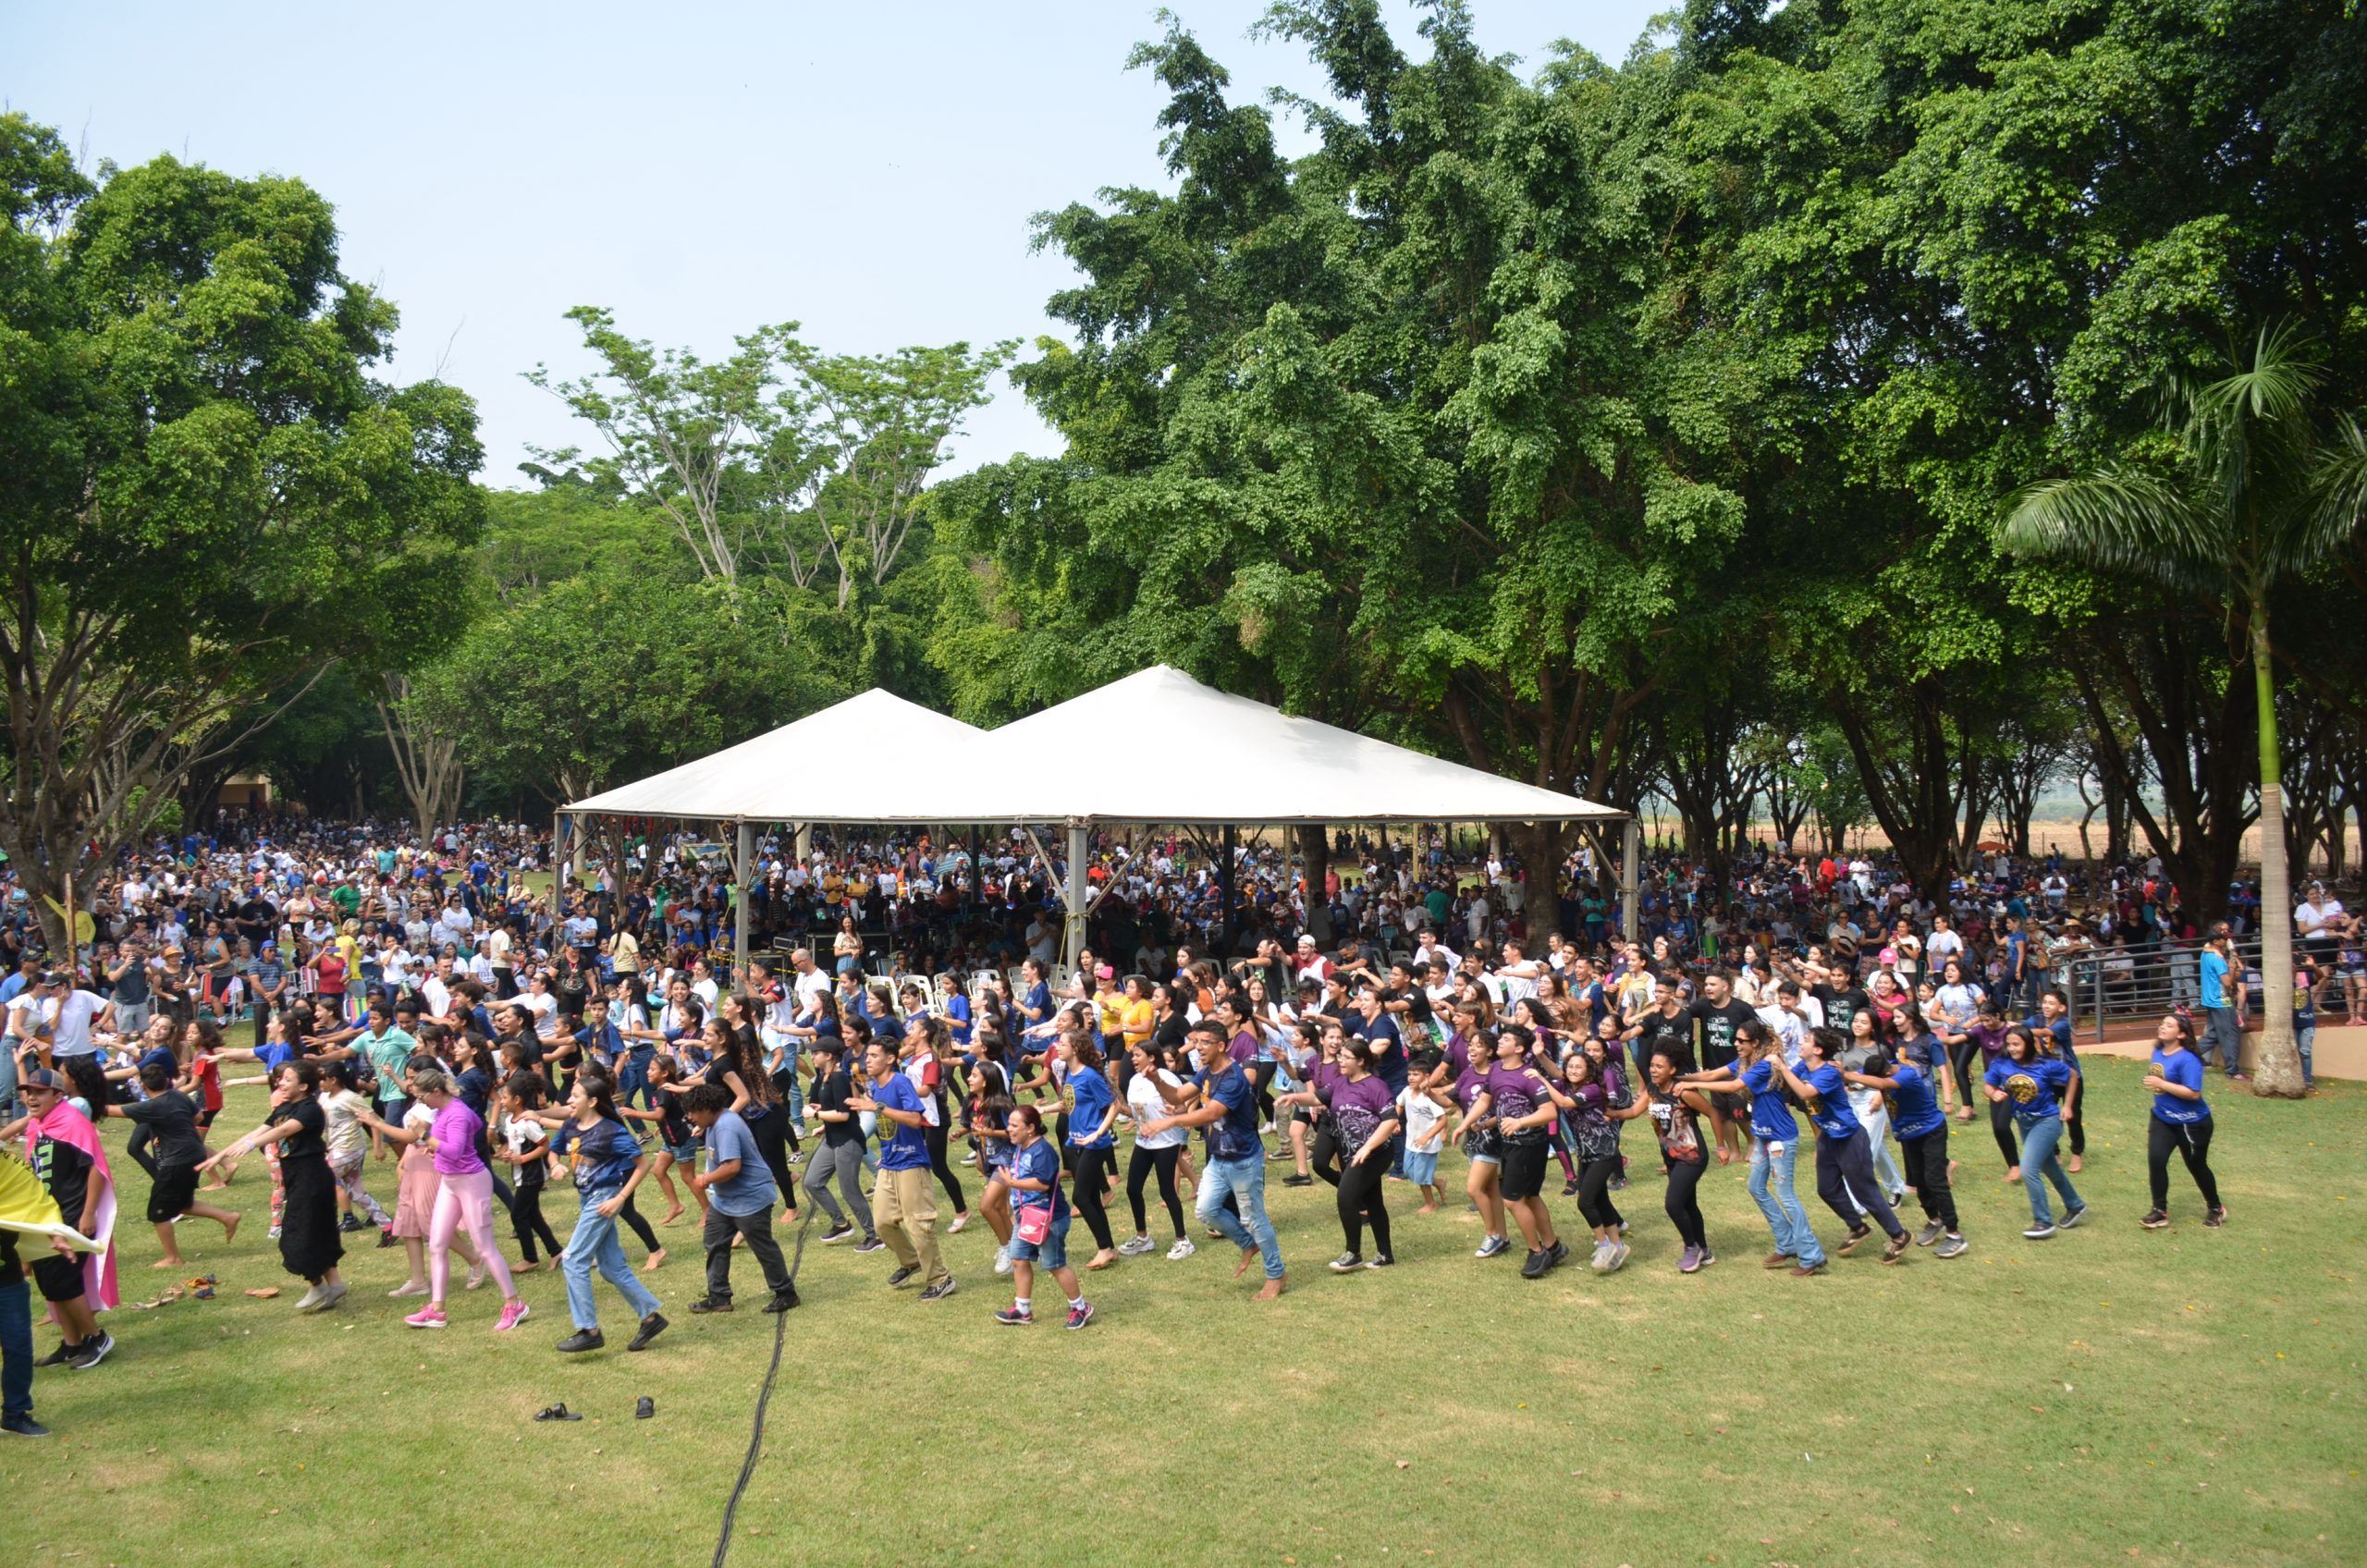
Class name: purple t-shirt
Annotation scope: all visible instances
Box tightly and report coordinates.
[1483,1064,1551,1133]
[429,1099,486,1176]
[1453,1065,1491,1112]
[1331,1072,1397,1153]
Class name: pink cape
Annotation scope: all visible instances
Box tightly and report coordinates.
[24,1102,121,1317]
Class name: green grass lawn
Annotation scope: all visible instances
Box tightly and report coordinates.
[5,1057,2362,1568]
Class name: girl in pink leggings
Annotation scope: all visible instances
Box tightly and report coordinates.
[398,1069,528,1333]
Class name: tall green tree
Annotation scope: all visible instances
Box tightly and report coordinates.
[934,4,1756,933]
[532,309,1011,699]
[0,116,483,953]
[2002,326,2367,1098]
[414,567,841,807]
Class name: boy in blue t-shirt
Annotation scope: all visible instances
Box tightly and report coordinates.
[682,1084,796,1314]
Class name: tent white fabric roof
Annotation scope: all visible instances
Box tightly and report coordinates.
[563,688,989,823]
[565,665,1621,826]
[965,665,1619,825]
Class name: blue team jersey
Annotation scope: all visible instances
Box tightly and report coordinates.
[1801,1063,1861,1141]
[2149,1047,2210,1125]
[1742,1058,1798,1143]
[1889,1060,1944,1140]
[1986,1055,2073,1122]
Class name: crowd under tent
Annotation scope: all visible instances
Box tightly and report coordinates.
[559,668,1636,980]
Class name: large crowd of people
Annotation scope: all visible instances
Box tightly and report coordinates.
[0,808,2343,1439]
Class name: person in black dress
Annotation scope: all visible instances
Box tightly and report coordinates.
[200,1059,346,1312]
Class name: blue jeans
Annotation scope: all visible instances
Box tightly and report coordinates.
[618,1048,656,1111]
[0,1272,31,1424]
[1195,1155,1283,1280]
[2017,1115,2082,1225]
[562,1188,663,1331]
[1748,1137,1825,1267]
[2203,1007,2242,1074]
[2297,1022,2314,1086]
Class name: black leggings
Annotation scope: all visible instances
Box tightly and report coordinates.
[924,1113,968,1217]
[1576,1153,1624,1231]
[1815,1130,1906,1241]
[1949,1040,1983,1117]
[1990,1096,2021,1170]
[750,1108,797,1211]
[1310,1122,1343,1188]
[2148,1117,2220,1211]
[512,1182,562,1263]
[1662,1157,1707,1250]
[2066,1070,2086,1157]
[619,1190,661,1255]
[1899,1125,1957,1231]
[1070,1144,1116,1252]
[1126,1143,1186,1240]
[1338,1151,1392,1260]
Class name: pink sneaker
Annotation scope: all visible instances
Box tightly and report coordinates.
[403,1305,448,1330]
[494,1300,530,1332]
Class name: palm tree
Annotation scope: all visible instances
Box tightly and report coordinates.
[2000,325,2367,1098]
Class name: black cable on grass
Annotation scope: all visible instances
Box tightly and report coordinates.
[712,1207,816,1568]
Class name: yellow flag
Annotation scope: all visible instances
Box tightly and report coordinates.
[0,1142,102,1252]
[39,896,96,944]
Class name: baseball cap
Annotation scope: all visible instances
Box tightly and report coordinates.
[1096,963,1114,981]
[19,1067,64,1093]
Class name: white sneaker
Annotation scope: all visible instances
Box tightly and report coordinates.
[1165,1238,1196,1261]
[1117,1235,1157,1256]
[992,1244,1012,1277]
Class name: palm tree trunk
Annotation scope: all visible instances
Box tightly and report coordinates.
[2249,611,2304,1097]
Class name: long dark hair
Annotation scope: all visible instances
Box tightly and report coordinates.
[576,1069,624,1124]
[719,1016,777,1107]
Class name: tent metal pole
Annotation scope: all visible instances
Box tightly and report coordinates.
[1621,818,1641,942]
[733,819,754,991]
[1220,824,1236,955]
[1063,822,1088,973]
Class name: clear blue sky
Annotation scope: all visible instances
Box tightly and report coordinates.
[6,2,1667,485]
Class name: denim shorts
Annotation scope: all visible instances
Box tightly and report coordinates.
[1007,1208,1070,1270]
[664,1139,698,1165]
[1403,1148,1441,1186]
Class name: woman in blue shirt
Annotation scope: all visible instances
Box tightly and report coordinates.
[994,1104,1093,1329]
[2140,1013,2223,1229]
[1984,1025,2086,1239]
[1842,1048,1965,1257]
[1061,1031,1122,1272]
[1768,1027,1911,1265]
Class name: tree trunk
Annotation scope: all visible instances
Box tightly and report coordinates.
[2248,615,2303,1098]
[1295,824,1334,945]
[1505,820,1572,943]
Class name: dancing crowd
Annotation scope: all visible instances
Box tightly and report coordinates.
[0,812,2290,1438]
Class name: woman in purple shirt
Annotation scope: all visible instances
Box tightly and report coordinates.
[1445,1011,1510,1259]
[1559,1047,1630,1272]
[1324,1040,1404,1272]
[399,1067,527,1332]
[1460,1026,1572,1280]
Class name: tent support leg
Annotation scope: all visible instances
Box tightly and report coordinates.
[734,819,753,988]
[1220,824,1237,956]
[1621,818,1641,943]
[1063,823,1089,974]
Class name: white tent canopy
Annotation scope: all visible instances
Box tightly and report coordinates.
[562,688,988,823]
[963,665,1621,825]
[561,667,1633,972]
[563,665,1618,827]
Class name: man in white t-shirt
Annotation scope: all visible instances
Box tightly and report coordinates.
[45,975,113,1062]
[1923,913,1964,974]
[790,949,832,1019]
[1492,942,1543,1005]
